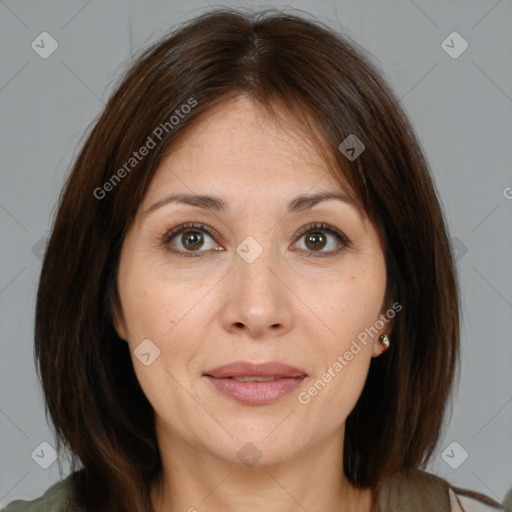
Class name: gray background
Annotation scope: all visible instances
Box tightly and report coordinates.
[1,0,511,507]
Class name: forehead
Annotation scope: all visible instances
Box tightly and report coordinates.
[145,95,349,198]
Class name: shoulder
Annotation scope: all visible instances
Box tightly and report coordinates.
[375,469,506,512]
[1,475,80,512]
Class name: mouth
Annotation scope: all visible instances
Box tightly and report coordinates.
[203,361,307,405]
[203,360,308,379]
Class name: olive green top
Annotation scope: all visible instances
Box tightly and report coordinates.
[1,470,507,512]
[1,476,75,512]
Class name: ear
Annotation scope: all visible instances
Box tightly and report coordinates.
[112,310,128,341]
[371,313,395,358]
[107,279,128,341]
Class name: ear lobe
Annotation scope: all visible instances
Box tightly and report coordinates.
[106,276,128,341]
[112,314,128,341]
[108,293,128,341]
[371,339,387,358]
[372,337,392,358]
[371,309,396,358]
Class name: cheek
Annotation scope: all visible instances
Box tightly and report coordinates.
[120,275,203,413]
[295,343,373,444]
[119,265,207,368]
[295,262,384,411]
[119,253,197,341]
[299,326,374,428]
[303,266,386,345]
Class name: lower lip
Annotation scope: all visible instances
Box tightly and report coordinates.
[204,376,306,405]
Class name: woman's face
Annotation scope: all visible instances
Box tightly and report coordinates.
[114,95,390,468]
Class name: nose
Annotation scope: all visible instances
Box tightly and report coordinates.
[220,245,294,339]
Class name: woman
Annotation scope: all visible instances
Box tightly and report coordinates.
[2,7,507,512]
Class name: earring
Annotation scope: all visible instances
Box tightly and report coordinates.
[379,334,390,350]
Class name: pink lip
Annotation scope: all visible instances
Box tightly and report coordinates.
[204,361,307,379]
[203,361,307,405]
[205,376,306,405]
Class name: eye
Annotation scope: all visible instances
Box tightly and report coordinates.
[292,222,350,256]
[161,223,223,258]
[160,222,350,258]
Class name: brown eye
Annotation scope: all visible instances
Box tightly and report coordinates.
[161,222,221,257]
[293,222,350,256]
[304,231,327,251]
[180,230,204,251]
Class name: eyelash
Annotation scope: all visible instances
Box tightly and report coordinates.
[160,222,350,258]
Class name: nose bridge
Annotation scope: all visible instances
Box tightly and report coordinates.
[221,233,292,335]
[234,233,281,299]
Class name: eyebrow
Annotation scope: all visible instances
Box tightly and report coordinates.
[145,191,363,217]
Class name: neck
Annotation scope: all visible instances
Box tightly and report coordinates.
[150,428,372,512]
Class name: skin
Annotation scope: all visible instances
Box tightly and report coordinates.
[113,95,392,512]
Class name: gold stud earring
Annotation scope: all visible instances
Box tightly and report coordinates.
[379,334,390,350]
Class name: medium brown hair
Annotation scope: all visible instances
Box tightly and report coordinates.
[35,7,462,511]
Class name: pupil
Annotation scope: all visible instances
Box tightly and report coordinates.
[182,231,203,250]
[306,232,326,250]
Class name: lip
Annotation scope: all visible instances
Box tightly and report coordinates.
[203,361,307,379]
[203,361,307,405]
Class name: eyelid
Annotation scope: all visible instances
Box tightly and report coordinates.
[161,222,221,245]
[292,222,350,246]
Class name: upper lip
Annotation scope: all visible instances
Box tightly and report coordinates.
[204,361,307,378]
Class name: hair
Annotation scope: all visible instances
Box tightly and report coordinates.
[34,6,473,512]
